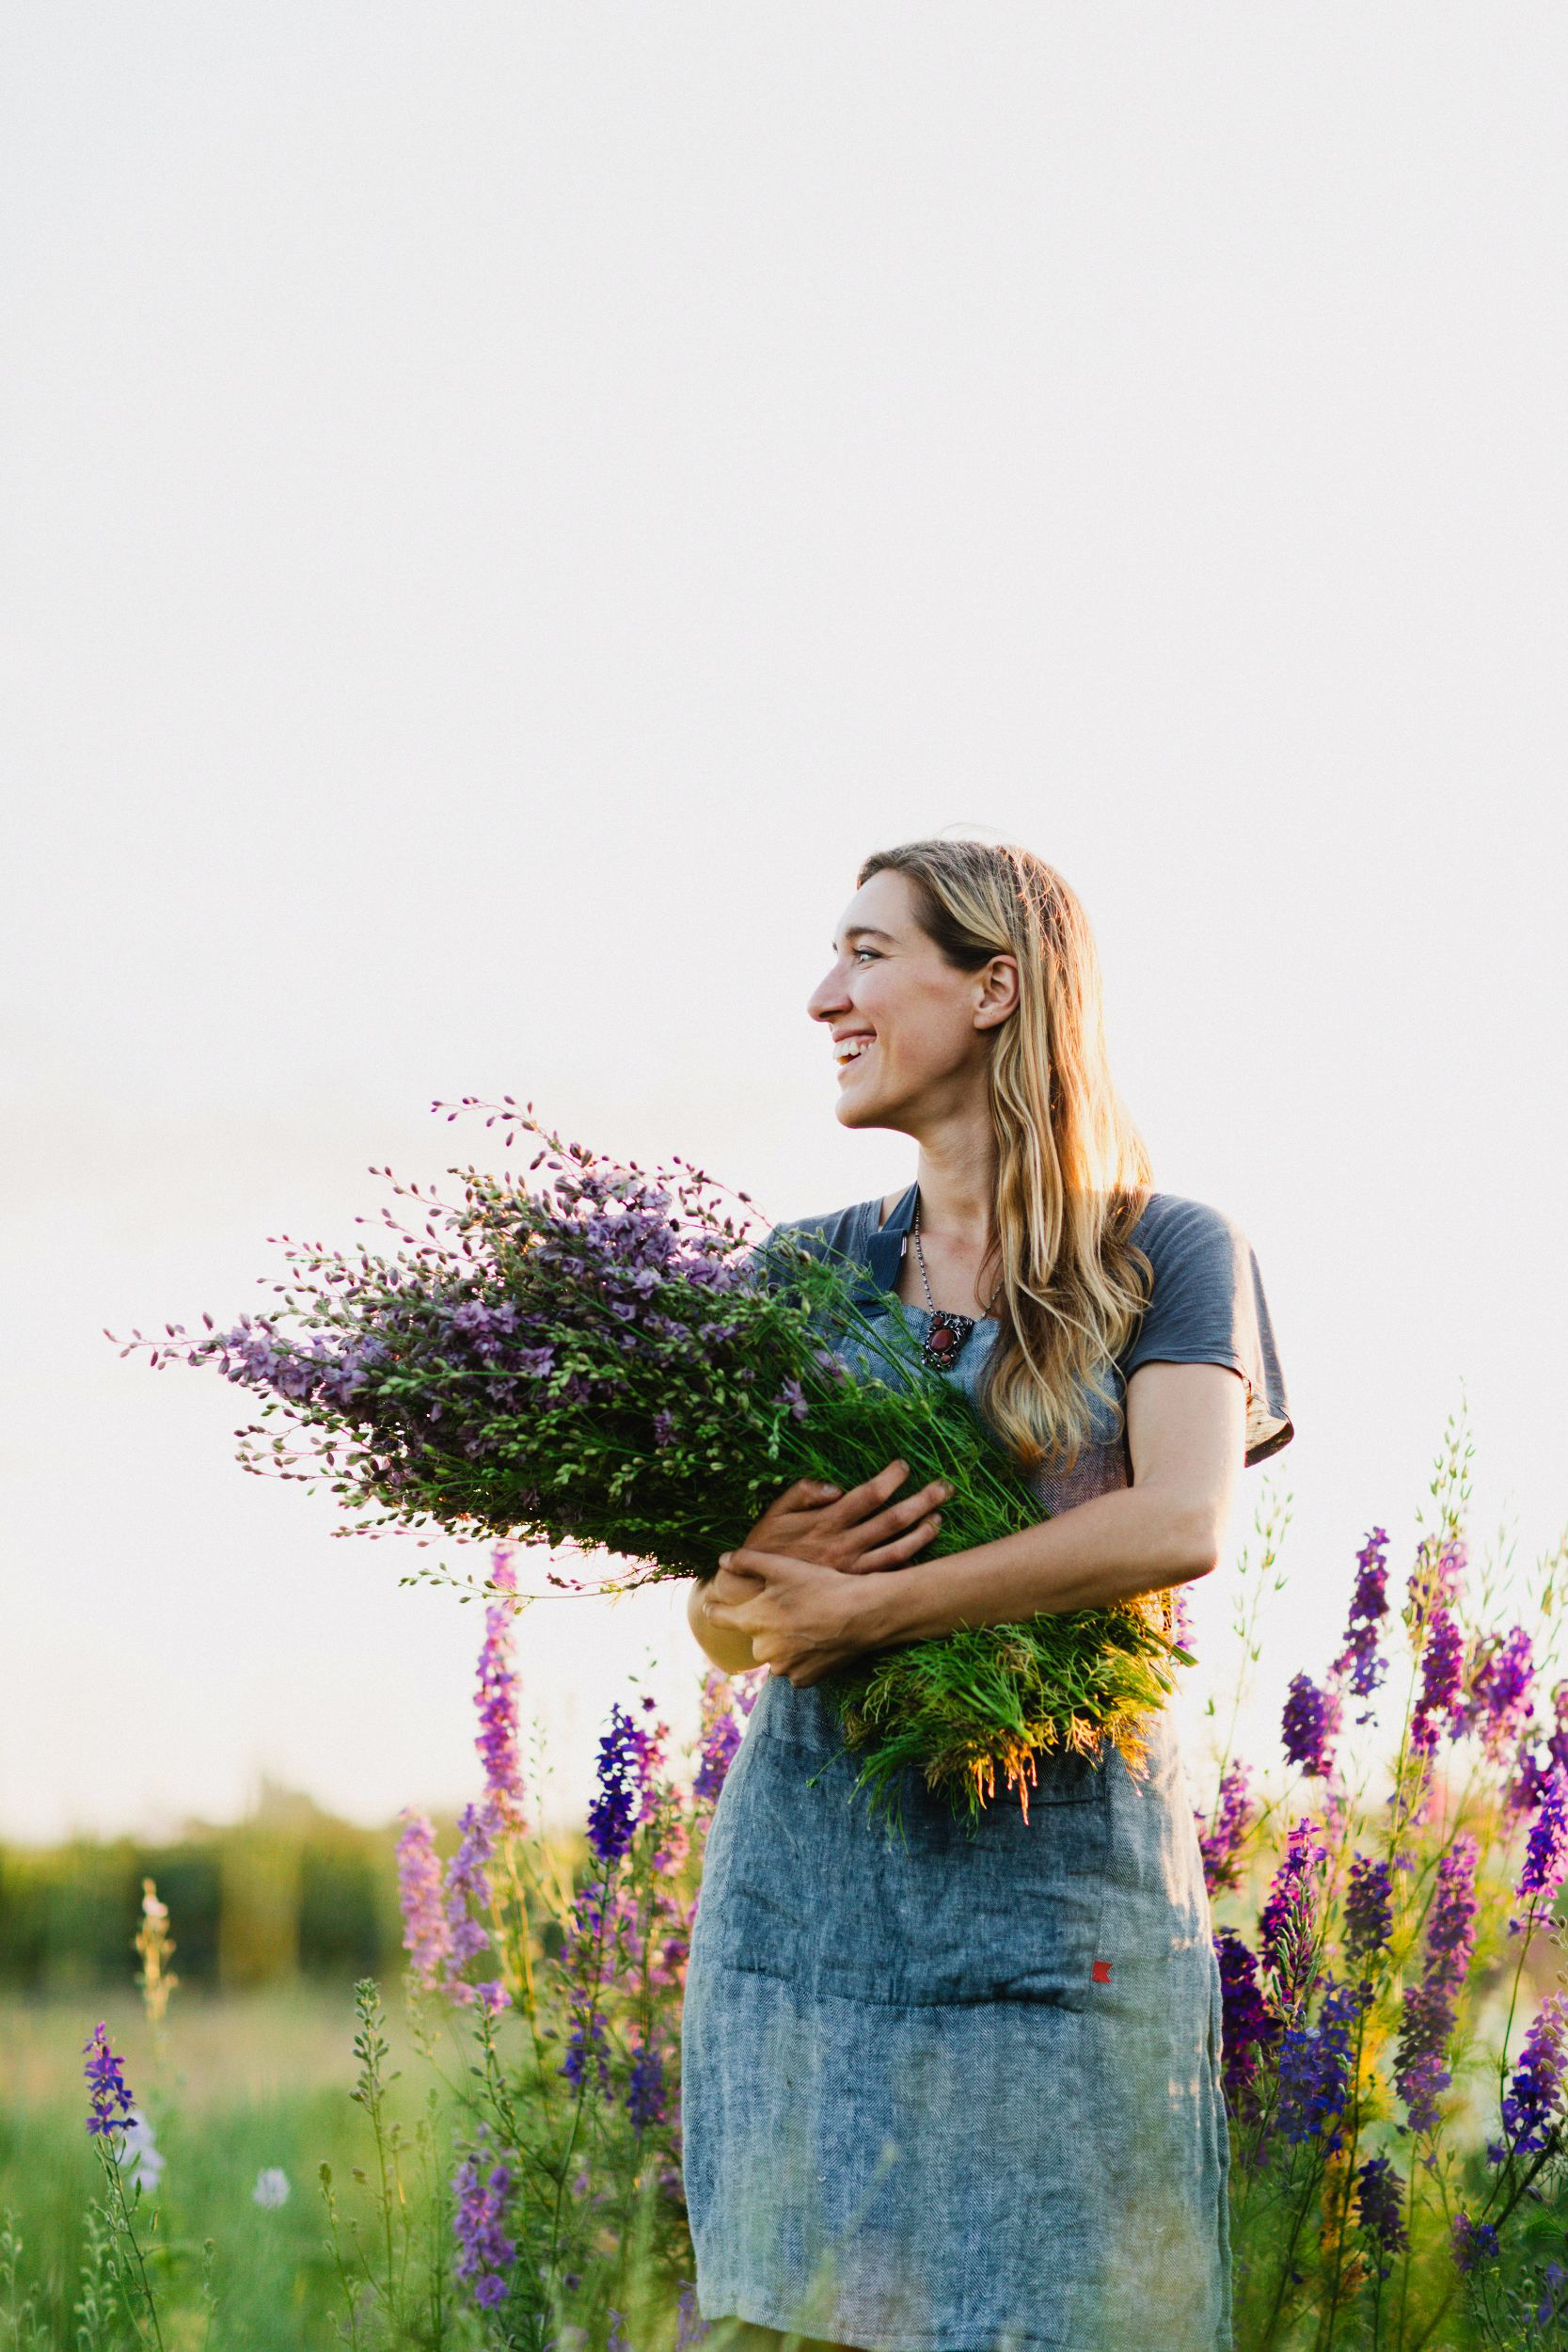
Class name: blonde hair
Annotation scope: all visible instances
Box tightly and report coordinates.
[858,837,1155,1477]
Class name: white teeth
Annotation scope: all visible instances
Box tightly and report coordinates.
[834,1037,874,1063]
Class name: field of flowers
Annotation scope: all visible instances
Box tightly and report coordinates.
[5,1406,1568,2350]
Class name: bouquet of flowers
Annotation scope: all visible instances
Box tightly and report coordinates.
[113,1098,1191,1828]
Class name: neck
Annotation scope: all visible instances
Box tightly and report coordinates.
[912,1119,996,1253]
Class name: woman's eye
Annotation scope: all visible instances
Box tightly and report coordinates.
[853,947,879,964]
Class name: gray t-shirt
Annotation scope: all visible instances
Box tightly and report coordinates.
[756,1183,1292,1520]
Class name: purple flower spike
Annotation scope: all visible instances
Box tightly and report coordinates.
[1331,1529,1391,1720]
[1212,1928,1279,2116]
[627,2040,667,2131]
[475,1549,528,1831]
[1275,1974,1372,2153]
[1463,1624,1536,1763]
[588,1703,645,1865]
[1282,1673,1342,1781]
[1196,1759,1256,1897]
[1410,1607,1465,1756]
[442,1800,500,2005]
[1354,2153,1408,2276]
[451,2134,515,2311]
[1344,1851,1394,1963]
[1450,2211,1499,2274]
[396,1808,451,1992]
[1516,1767,1568,1908]
[1394,1834,1479,2135]
[83,2022,135,2138]
[1259,1817,1327,2023]
[1491,1991,1568,2162]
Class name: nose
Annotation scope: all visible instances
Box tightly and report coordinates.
[806,961,851,1025]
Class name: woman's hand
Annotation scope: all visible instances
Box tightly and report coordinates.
[689,1458,950,1684]
[741,1457,953,1575]
[701,1544,899,1688]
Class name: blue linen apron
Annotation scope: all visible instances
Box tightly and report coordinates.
[681,1188,1234,2352]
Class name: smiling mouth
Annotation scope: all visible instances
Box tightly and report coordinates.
[834,1037,876,1072]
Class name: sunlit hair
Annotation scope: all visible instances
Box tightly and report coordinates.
[857,837,1155,1477]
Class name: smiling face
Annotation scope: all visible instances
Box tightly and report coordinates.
[807,866,1018,1135]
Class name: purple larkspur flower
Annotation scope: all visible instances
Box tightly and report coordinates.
[652,1408,676,1449]
[1410,1607,1465,1756]
[675,2280,713,2346]
[451,2134,515,2311]
[1282,1672,1343,1780]
[1213,1929,1279,2117]
[1394,1833,1479,2135]
[83,2022,135,2138]
[1344,1851,1394,1963]
[587,1703,644,1865]
[1516,1767,1568,1908]
[694,1711,742,1804]
[1490,1991,1568,2163]
[1331,1528,1391,1718]
[442,1800,499,2006]
[1275,1974,1372,2153]
[1463,1624,1536,1763]
[475,1550,527,1830]
[561,2010,611,2095]
[396,1807,451,1991]
[1196,1759,1256,1898]
[776,1376,808,1423]
[1354,2153,1408,2276]
[1450,2211,1499,2274]
[627,2040,667,2131]
[1259,1817,1327,2023]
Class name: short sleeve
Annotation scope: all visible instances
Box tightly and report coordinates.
[1120,1197,1294,1468]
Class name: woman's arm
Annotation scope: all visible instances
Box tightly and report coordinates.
[705,1362,1248,1683]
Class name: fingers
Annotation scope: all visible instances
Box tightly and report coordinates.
[854,1511,944,1571]
[845,1472,953,1555]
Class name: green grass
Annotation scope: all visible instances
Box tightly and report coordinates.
[0,1988,464,2349]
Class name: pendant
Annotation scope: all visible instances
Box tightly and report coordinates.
[921,1311,976,1371]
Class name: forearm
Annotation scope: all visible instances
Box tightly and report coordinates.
[687,1576,762,1677]
[865,1485,1215,1647]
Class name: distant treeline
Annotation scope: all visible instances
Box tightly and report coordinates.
[1,1781,441,1994]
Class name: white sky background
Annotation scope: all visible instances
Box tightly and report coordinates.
[3,8,1565,1845]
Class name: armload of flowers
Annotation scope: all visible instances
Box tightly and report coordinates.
[112,1096,1190,1829]
[1195,1412,1568,2348]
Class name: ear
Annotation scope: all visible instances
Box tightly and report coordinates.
[974,954,1020,1029]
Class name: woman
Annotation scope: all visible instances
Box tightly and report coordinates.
[680,839,1292,2352]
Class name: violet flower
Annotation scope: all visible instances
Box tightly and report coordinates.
[1463,1624,1536,1763]
[451,2134,515,2311]
[1344,1852,1394,1964]
[627,2041,667,2131]
[1275,1974,1371,2153]
[474,1549,528,1830]
[1196,1759,1256,1898]
[1282,1672,1342,1781]
[83,2022,135,2138]
[1330,1528,1391,1720]
[396,1807,451,1992]
[1515,1767,1568,1913]
[1490,1992,1568,2163]
[1213,1928,1278,2116]
[1394,1833,1479,2135]
[1259,1817,1327,2024]
[1450,2212,1500,2274]
[442,1799,500,2007]
[587,1704,644,1865]
[1354,2153,1408,2277]
[1410,1607,1465,1757]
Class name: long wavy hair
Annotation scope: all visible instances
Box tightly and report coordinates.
[858,837,1155,1477]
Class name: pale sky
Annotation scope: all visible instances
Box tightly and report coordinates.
[4,8,1565,1844]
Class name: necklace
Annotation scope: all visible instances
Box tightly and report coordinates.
[910,1196,1000,1372]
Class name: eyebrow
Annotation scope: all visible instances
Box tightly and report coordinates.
[832,926,896,949]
